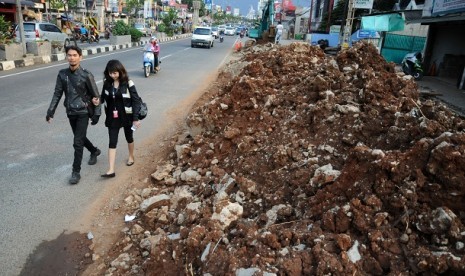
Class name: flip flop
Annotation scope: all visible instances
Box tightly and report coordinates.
[126,161,134,166]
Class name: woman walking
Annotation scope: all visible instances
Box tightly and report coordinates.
[100,60,142,177]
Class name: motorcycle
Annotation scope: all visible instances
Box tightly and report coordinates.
[402,52,424,80]
[219,30,224,43]
[143,50,155,78]
[88,31,99,44]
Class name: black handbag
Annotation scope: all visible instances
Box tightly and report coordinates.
[138,102,148,120]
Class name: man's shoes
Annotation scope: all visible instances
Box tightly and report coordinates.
[69,171,81,184]
[101,172,116,178]
[88,148,101,165]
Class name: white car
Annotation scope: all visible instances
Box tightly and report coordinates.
[15,22,71,46]
[211,27,219,39]
[224,27,235,36]
[191,27,214,48]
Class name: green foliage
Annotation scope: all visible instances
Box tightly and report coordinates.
[129,28,143,42]
[157,23,166,32]
[0,15,12,44]
[112,21,131,35]
[161,8,178,37]
[126,0,144,16]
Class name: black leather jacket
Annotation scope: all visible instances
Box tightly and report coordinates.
[47,66,101,118]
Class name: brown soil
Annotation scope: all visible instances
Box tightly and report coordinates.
[90,42,465,275]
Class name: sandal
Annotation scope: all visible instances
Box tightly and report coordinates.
[126,161,134,166]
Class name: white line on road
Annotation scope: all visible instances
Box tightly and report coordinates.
[0,39,181,79]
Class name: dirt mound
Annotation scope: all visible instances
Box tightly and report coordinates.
[102,41,465,275]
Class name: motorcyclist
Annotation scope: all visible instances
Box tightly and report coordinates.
[143,37,160,73]
[151,37,160,71]
[219,29,224,42]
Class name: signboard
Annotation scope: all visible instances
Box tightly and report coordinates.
[355,0,374,9]
[357,29,377,38]
[144,0,152,18]
[204,0,212,10]
[329,25,341,33]
[432,0,465,15]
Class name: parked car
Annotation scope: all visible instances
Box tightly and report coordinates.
[15,22,71,46]
[224,27,235,36]
[191,27,214,48]
[134,23,151,37]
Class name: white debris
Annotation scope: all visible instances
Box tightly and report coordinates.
[348,240,362,263]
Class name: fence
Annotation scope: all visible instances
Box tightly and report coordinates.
[381,33,426,64]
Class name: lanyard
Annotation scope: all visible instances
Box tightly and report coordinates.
[112,86,117,110]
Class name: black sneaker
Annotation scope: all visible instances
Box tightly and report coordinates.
[69,171,81,184]
[88,148,101,165]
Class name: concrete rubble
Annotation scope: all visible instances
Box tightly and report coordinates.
[99,41,465,275]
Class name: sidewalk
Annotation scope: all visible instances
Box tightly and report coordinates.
[0,34,191,72]
[417,76,465,117]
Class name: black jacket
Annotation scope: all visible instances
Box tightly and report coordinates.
[101,79,142,128]
[47,66,101,118]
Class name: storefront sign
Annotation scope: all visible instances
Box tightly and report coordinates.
[355,0,374,9]
[329,25,341,33]
[432,0,465,15]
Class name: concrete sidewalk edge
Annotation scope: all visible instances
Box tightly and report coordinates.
[0,34,191,72]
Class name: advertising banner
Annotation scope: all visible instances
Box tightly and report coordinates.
[432,0,465,15]
[355,0,374,9]
[144,0,152,18]
[205,0,212,10]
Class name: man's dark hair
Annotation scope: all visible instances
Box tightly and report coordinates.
[65,45,82,56]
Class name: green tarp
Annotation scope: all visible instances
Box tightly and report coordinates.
[361,13,405,32]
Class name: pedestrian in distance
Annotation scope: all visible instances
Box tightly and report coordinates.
[275,21,284,44]
[46,45,102,185]
[100,60,143,178]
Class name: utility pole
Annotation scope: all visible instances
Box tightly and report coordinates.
[341,0,355,49]
[193,1,200,30]
[308,0,313,33]
[15,0,26,55]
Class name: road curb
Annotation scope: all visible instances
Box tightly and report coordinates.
[0,34,191,72]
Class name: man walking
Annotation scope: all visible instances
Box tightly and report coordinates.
[275,21,284,44]
[46,45,101,184]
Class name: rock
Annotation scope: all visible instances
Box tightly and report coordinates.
[140,194,170,212]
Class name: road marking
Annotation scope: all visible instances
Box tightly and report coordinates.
[0,39,183,79]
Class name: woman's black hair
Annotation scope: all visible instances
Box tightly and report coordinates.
[103,59,129,85]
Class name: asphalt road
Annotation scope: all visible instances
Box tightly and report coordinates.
[0,35,238,276]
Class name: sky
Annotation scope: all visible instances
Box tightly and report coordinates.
[212,0,309,16]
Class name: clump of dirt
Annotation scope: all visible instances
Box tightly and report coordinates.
[101,41,465,275]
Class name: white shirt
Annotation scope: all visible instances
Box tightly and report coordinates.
[276,24,284,35]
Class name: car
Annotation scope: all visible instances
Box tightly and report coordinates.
[211,27,219,39]
[15,22,71,46]
[134,23,151,37]
[224,27,235,36]
[191,27,214,48]
[218,25,226,34]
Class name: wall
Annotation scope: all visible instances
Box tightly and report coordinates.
[429,24,465,80]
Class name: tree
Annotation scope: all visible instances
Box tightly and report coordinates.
[317,0,346,32]
[161,8,178,36]
[126,0,144,17]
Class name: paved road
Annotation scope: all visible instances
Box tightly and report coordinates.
[0,35,237,276]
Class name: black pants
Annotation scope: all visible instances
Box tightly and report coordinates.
[108,125,134,149]
[68,114,98,173]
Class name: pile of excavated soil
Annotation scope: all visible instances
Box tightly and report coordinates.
[101,41,465,275]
